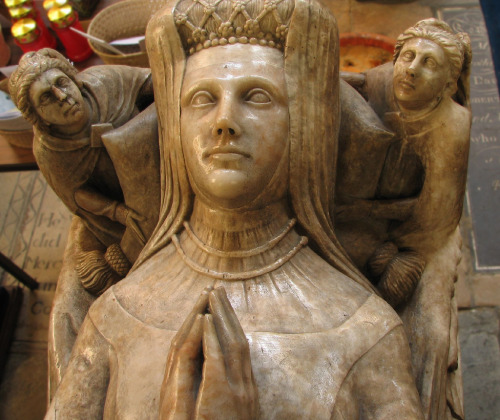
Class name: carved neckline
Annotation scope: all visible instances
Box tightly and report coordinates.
[183,218,297,258]
[172,232,308,280]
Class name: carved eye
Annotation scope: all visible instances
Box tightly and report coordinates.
[56,77,69,87]
[424,57,437,68]
[245,89,271,104]
[191,91,215,107]
[39,92,52,105]
[402,51,414,61]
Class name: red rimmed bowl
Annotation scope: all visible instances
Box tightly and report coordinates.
[340,33,396,73]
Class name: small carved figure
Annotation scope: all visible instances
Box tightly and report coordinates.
[9,49,161,398]
[340,19,471,420]
[44,0,424,418]
[9,48,158,292]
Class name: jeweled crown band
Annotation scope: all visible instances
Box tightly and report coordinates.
[174,0,294,55]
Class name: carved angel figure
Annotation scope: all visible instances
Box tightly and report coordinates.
[9,48,159,294]
[44,0,424,418]
[339,19,472,420]
[9,50,161,397]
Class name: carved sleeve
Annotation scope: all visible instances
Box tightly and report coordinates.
[74,186,123,223]
[331,325,424,420]
[45,314,111,419]
[137,72,155,109]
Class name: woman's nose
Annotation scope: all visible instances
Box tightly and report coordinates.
[212,97,241,138]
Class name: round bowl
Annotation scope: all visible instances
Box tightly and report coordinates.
[340,33,396,73]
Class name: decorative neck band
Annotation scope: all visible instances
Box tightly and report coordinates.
[172,234,308,280]
[183,218,297,257]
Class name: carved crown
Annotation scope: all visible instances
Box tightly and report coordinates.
[174,0,294,55]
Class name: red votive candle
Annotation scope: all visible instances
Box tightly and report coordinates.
[48,5,92,62]
[42,0,68,11]
[9,5,57,49]
[11,18,56,53]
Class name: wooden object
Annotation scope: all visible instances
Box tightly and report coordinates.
[0,134,37,171]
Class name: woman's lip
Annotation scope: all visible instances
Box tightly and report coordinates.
[206,147,251,159]
[211,152,247,162]
[398,80,415,90]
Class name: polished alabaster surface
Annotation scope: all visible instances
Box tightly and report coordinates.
[12,0,472,419]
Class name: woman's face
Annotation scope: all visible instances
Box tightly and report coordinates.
[180,44,289,209]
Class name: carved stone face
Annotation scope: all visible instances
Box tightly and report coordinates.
[181,44,289,209]
[393,37,452,112]
[29,68,88,133]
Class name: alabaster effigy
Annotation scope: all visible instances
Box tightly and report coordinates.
[9,48,162,396]
[337,18,471,419]
[8,0,472,418]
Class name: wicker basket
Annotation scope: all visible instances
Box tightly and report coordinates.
[87,0,168,67]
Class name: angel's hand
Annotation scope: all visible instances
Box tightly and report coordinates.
[115,204,146,245]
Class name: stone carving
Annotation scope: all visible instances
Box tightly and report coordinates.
[9,48,159,293]
[41,0,434,418]
[8,48,161,398]
[339,18,471,420]
[7,0,471,418]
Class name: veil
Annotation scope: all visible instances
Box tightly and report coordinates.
[134,0,377,294]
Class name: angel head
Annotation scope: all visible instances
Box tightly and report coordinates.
[393,18,472,112]
[9,48,89,136]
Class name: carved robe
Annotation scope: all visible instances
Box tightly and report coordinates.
[363,62,471,420]
[33,65,151,246]
[46,217,423,419]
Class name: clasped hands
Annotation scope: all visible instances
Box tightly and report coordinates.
[160,287,259,420]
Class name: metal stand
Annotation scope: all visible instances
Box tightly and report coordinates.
[0,252,39,290]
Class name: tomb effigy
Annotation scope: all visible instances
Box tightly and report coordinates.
[8,0,472,418]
